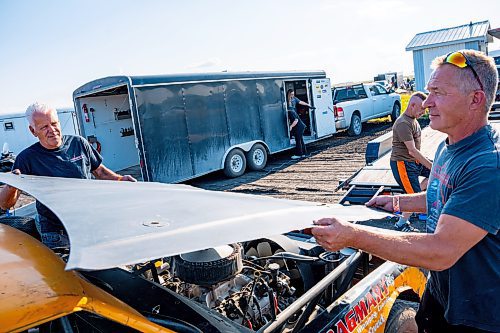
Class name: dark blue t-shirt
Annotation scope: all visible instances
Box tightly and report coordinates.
[288,97,305,132]
[13,135,102,233]
[288,96,301,112]
[426,125,500,331]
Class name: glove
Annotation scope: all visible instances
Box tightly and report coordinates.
[309,106,316,110]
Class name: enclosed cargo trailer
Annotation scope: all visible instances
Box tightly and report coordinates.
[73,71,336,183]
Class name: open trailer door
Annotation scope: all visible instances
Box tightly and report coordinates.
[311,78,336,138]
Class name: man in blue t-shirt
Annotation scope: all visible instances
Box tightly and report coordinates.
[0,102,136,249]
[311,50,499,332]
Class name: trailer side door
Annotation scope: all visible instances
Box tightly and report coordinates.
[311,78,336,138]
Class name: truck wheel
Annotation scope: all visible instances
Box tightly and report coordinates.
[246,143,267,171]
[384,299,419,333]
[391,103,401,122]
[223,149,246,178]
[347,114,362,136]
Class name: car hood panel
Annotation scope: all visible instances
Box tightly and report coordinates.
[0,174,390,270]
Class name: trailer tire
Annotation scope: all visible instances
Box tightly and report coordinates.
[0,216,41,240]
[384,299,419,333]
[391,103,401,123]
[347,113,362,136]
[223,149,246,178]
[246,143,267,171]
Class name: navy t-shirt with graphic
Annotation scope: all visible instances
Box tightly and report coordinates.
[425,125,500,331]
[13,135,102,233]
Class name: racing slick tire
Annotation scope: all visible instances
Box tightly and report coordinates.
[384,299,419,333]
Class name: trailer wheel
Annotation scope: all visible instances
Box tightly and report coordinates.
[223,149,246,178]
[348,113,362,136]
[384,299,419,333]
[391,103,401,123]
[246,143,267,171]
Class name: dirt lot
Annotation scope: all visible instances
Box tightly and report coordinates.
[187,121,394,203]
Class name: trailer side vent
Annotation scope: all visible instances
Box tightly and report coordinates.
[4,122,14,131]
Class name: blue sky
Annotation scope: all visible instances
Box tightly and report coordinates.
[0,0,498,113]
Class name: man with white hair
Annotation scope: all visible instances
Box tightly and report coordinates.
[0,102,136,249]
[312,50,499,332]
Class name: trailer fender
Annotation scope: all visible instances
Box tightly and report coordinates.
[220,141,269,169]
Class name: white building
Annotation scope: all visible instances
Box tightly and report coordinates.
[406,20,496,92]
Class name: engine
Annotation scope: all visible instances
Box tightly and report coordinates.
[159,243,297,329]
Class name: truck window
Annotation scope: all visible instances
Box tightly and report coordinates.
[369,86,379,96]
[346,89,357,99]
[377,85,388,94]
[334,85,365,102]
[371,84,387,95]
[355,87,367,98]
[333,88,347,102]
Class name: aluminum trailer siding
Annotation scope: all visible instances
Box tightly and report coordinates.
[73,71,335,183]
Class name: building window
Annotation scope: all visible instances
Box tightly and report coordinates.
[4,122,14,131]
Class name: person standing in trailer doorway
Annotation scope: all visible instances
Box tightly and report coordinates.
[287,89,314,159]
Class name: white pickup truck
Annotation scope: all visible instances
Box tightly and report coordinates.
[333,83,401,136]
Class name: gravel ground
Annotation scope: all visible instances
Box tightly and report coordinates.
[188,121,396,203]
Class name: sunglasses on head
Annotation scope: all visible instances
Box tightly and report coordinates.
[444,51,484,91]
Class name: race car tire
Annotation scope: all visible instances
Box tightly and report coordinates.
[384,299,419,333]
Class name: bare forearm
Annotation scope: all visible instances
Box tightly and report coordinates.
[313,215,487,272]
[92,165,120,180]
[0,185,20,210]
[409,148,432,169]
[399,192,427,213]
[92,165,137,182]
